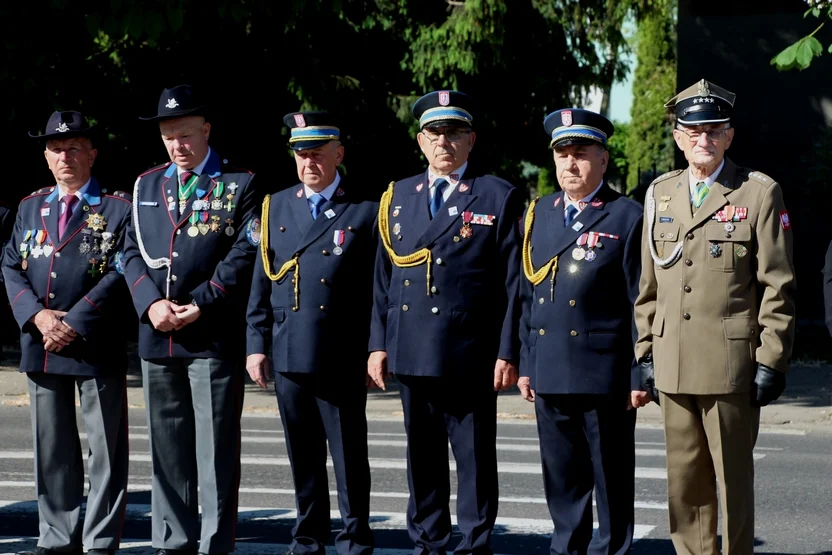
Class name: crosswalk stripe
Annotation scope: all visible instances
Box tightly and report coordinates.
[0,481,670,510]
[0,504,656,540]
[0,451,670,479]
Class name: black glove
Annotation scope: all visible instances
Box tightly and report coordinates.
[638,354,660,406]
[751,363,786,407]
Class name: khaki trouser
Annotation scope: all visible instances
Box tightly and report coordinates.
[660,392,761,555]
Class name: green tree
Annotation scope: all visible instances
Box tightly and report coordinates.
[771,1,832,71]
[625,0,677,192]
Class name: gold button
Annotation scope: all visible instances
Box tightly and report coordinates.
[292,307,299,312]
[569,300,576,307]
[431,307,439,314]
[320,305,327,311]
[48,293,55,299]
[348,226,354,231]
[404,280,411,286]
[539,298,545,304]
[402,305,409,312]
[322,250,329,256]
[453,236,460,242]
[570,330,578,336]
[50,272,57,278]
[280,226,286,232]
[435,258,443,265]
[320,278,327,284]
[538,329,546,336]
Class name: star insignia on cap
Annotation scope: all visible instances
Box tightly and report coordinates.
[55,123,69,133]
[165,98,179,109]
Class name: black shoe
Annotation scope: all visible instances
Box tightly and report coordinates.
[154,550,196,555]
[17,548,82,555]
[88,550,115,555]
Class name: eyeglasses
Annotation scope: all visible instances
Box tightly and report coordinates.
[421,128,471,144]
[678,127,729,143]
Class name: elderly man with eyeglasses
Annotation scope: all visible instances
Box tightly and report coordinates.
[368,90,523,555]
[633,79,796,555]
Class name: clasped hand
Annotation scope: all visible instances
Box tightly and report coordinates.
[147,299,201,332]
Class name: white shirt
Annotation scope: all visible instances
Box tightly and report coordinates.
[564,180,604,218]
[688,159,725,201]
[57,179,91,215]
[304,172,342,202]
[176,147,212,179]
[429,161,468,203]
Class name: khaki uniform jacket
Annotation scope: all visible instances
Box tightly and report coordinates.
[634,158,796,395]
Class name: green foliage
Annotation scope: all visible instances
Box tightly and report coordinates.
[625,1,676,192]
[607,120,629,191]
[771,3,832,71]
[536,165,559,197]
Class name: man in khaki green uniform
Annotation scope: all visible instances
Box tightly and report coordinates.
[633,79,796,555]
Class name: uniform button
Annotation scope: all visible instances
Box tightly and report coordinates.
[431,307,439,314]
[280,226,286,232]
[397,236,402,241]
[667,233,674,239]
[54,252,61,258]
[47,293,55,299]
[539,298,545,304]
[320,278,327,285]
[431,286,438,294]
[292,307,299,312]
[435,258,443,265]
[725,233,732,239]
[687,233,694,240]
[538,329,546,336]
[402,305,409,312]
[685,259,692,266]
[569,300,576,307]
[322,250,329,256]
[684,285,692,293]
[348,226,354,231]
[404,279,411,286]
[171,275,178,282]
[683,313,691,320]
[172,251,179,257]
[320,305,327,311]
[660,233,665,238]
[50,272,57,278]
[570,330,578,337]
[176,229,181,235]
[453,236,460,243]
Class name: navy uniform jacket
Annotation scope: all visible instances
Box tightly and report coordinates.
[121,149,259,360]
[1,180,132,376]
[369,171,523,379]
[519,186,642,394]
[246,180,378,378]
[0,204,14,280]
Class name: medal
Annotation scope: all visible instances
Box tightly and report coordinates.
[333,229,345,255]
[225,218,235,236]
[210,215,221,233]
[460,211,473,239]
[42,238,54,258]
[79,236,91,254]
[179,173,198,213]
[658,202,668,212]
[179,199,189,213]
[709,243,722,258]
[188,212,199,237]
[32,245,42,258]
[585,233,600,261]
[724,222,735,233]
[198,211,210,235]
[735,244,748,258]
[87,257,100,277]
[211,182,225,210]
[21,259,27,270]
[225,193,236,212]
[572,233,588,260]
[393,222,401,235]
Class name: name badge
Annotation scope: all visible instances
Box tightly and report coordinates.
[448,206,458,216]
[41,208,50,217]
[324,209,336,219]
[140,201,159,207]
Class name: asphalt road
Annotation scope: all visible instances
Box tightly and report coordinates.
[0,405,829,554]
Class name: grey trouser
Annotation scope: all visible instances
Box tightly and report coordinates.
[142,357,243,554]
[28,372,129,551]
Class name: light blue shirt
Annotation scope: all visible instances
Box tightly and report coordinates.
[57,179,92,215]
[304,172,342,211]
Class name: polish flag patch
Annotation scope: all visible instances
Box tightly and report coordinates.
[779,210,791,230]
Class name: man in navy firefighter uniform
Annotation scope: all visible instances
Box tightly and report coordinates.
[120,85,259,555]
[517,109,645,555]
[246,112,376,555]
[3,110,130,555]
[367,91,523,555]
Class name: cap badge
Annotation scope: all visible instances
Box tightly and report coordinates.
[698,80,710,97]
[294,114,307,127]
[55,122,69,133]
[438,91,450,106]
[561,110,573,127]
[165,98,179,109]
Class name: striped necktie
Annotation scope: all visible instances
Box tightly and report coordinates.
[692,181,710,208]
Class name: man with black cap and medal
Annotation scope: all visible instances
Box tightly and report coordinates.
[634,79,796,554]
[120,85,259,555]
[367,90,523,555]
[246,111,376,555]
[3,110,131,555]
[517,108,645,555]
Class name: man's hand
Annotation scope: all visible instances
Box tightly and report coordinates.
[751,363,786,407]
[630,390,651,409]
[147,300,185,332]
[367,351,389,390]
[246,354,271,389]
[172,303,201,326]
[638,354,660,406]
[517,376,535,402]
[494,359,518,391]
[31,309,75,348]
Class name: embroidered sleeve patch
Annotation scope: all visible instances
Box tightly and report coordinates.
[779,210,791,230]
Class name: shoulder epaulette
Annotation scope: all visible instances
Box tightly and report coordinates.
[138,162,171,178]
[105,190,132,202]
[651,169,684,185]
[746,170,775,185]
[23,186,55,200]
[222,164,253,175]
